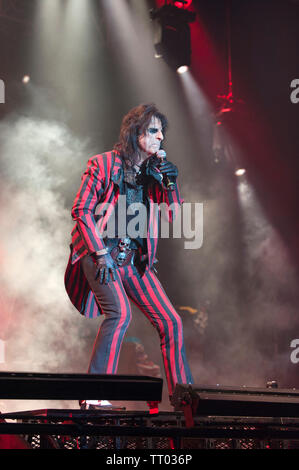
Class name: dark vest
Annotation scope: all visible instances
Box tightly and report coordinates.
[104,163,147,253]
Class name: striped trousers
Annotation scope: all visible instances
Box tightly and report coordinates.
[80,255,194,397]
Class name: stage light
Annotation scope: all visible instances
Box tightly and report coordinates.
[22,75,30,84]
[150,5,196,72]
[235,168,246,176]
[177,65,189,74]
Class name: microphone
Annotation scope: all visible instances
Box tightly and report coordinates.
[156,149,175,191]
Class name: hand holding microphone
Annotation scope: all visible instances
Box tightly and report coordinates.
[145,150,178,190]
[157,150,178,190]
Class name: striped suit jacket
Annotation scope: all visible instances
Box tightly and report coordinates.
[64,150,183,318]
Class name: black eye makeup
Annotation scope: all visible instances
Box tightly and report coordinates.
[148,127,161,135]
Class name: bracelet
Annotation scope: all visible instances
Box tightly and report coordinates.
[94,248,108,258]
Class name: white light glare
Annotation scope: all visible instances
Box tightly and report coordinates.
[177,65,189,74]
[235,168,246,176]
[22,75,30,84]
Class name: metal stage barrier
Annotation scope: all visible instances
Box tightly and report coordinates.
[1,409,299,449]
[1,373,299,449]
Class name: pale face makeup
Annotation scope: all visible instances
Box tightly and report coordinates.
[138,116,164,157]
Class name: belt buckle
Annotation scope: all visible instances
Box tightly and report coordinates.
[118,238,131,251]
[116,238,131,266]
[116,251,127,266]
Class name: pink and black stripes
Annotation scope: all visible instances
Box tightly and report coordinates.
[69,151,183,269]
[122,265,193,396]
[80,259,193,397]
[71,156,107,254]
[65,150,193,396]
[80,257,132,375]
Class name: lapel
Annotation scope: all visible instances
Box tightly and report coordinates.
[111,152,124,187]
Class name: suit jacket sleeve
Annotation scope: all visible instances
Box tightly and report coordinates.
[71,156,107,254]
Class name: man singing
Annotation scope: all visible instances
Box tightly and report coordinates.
[65,103,193,411]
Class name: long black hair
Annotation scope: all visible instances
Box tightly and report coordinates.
[114,103,168,165]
